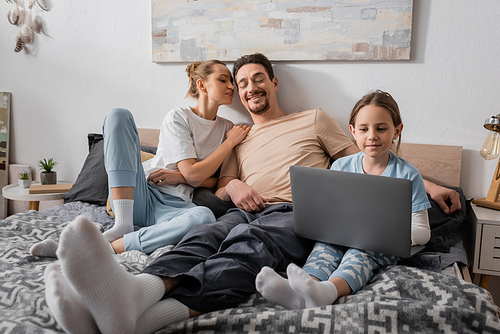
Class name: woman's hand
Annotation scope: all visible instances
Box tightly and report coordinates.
[147,169,186,186]
[226,125,251,147]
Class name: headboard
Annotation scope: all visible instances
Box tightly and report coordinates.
[397,143,463,188]
[138,128,160,148]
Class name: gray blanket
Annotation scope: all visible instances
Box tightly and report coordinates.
[0,206,499,333]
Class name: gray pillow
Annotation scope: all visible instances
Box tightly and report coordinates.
[63,134,108,206]
[140,145,157,155]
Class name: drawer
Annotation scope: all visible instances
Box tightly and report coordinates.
[479,224,500,271]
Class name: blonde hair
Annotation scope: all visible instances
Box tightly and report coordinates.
[185,60,228,98]
[350,90,403,153]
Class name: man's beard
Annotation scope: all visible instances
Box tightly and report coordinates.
[249,102,270,115]
[248,93,270,115]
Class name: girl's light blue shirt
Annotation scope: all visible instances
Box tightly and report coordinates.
[331,151,431,212]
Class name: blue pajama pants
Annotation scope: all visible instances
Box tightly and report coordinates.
[302,242,400,293]
[102,108,215,254]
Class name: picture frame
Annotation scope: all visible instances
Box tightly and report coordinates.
[0,93,11,219]
[152,0,413,62]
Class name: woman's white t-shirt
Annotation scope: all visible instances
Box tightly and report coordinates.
[143,106,234,201]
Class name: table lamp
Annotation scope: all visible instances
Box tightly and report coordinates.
[472,114,500,210]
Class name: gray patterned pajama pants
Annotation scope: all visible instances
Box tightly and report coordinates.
[303,242,400,293]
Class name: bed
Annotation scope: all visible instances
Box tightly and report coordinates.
[0,129,499,333]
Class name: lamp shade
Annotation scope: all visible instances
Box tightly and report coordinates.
[473,113,500,210]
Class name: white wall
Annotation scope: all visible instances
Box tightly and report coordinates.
[0,0,497,200]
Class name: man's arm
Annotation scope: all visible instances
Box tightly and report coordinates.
[216,177,267,212]
[215,150,267,212]
[332,144,360,160]
[423,179,461,214]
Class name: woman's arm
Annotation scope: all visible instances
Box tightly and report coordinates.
[177,125,250,188]
[411,209,431,246]
[147,169,185,186]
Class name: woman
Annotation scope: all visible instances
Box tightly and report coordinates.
[31,60,249,256]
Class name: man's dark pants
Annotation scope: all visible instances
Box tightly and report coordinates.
[141,203,314,313]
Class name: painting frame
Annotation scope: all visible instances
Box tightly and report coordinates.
[152,0,413,62]
[0,93,10,219]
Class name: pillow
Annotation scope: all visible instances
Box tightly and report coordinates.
[140,151,155,162]
[63,134,109,206]
[141,145,157,155]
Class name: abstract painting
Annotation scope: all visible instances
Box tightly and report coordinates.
[152,0,413,62]
[0,93,10,219]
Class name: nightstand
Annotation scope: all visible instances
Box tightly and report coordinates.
[471,204,500,289]
[2,181,72,211]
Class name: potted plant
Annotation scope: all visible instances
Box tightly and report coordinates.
[18,170,32,188]
[38,158,58,185]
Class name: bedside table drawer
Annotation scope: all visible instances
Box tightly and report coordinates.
[479,224,500,271]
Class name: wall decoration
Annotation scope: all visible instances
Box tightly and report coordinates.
[0,93,11,219]
[6,0,49,53]
[152,0,413,62]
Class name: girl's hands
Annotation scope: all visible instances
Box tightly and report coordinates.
[147,169,185,186]
[226,125,251,147]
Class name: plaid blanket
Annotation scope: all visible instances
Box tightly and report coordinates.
[0,209,499,333]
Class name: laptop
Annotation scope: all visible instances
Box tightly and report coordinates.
[290,165,425,258]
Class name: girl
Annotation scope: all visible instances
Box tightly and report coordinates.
[255,90,431,309]
[31,59,250,256]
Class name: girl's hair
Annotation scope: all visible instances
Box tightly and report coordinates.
[185,60,228,98]
[349,90,403,153]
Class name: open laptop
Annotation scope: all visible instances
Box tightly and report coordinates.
[290,165,425,258]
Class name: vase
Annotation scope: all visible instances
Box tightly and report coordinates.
[40,172,57,185]
[18,179,32,188]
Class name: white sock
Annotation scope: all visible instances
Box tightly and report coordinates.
[56,215,165,334]
[30,239,59,257]
[30,238,115,258]
[102,199,134,242]
[134,298,189,334]
[44,263,99,334]
[287,263,338,308]
[255,266,305,309]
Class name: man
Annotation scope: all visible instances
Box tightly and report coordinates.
[45,53,460,334]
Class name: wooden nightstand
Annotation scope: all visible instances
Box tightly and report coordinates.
[471,204,500,289]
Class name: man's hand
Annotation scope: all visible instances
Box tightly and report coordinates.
[224,179,267,212]
[424,180,461,214]
[147,169,185,186]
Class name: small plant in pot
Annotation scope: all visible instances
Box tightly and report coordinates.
[18,170,32,188]
[38,158,58,185]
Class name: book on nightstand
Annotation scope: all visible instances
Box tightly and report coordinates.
[29,184,73,194]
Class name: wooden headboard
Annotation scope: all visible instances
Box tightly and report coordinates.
[138,128,160,148]
[138,128,463,187]
[398,143,463,187]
